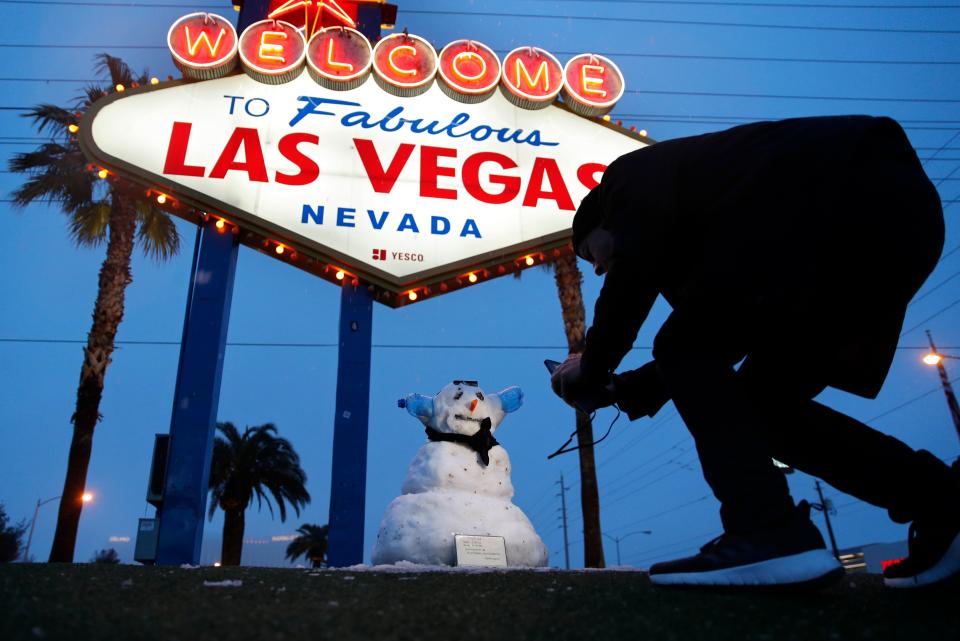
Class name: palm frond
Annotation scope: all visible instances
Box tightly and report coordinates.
[21,104,76,138]
[8,144,95,219]
[68,201,111,247]
[94,53,135,87]
[135,202,181,261]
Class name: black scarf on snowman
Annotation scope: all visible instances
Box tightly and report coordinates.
[425,417,499,466]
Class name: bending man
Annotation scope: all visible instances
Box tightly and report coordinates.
[551,115,958,588]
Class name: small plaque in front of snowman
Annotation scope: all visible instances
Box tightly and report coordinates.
[455,535,508,567]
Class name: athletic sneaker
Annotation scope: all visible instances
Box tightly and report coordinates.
[883,515,960,588]
[648,501,842,587]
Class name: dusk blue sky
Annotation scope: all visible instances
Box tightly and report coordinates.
[1,0,958,568]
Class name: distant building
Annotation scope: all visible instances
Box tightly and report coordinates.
[838,541,908,574]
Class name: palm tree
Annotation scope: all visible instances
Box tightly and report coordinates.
[208,422,311,566]
[8,54,181,563]
[90,548,120,564]
[552,252,605,568]
[285,523,329,568]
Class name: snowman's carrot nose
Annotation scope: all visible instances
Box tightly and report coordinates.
[469,399,478,412]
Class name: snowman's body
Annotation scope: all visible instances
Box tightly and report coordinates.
[371,382,548,567]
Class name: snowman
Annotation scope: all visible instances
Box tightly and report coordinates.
[371,380,549,567]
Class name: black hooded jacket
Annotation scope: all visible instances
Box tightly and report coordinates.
[579,115,944,407]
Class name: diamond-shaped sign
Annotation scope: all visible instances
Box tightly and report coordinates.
[80,71,646,305]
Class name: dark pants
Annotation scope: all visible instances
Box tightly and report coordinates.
[653,310,957,533]
[649,144,951,534]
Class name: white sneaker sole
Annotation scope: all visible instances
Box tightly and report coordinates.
[649,549,842,586]
[884,530,960,588]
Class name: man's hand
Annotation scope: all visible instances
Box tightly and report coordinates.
[550,353,615,411]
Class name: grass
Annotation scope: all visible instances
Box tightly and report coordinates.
[1,564,958,641]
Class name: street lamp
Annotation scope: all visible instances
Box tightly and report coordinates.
[602,530,652,566]
[922,330,960,446]
[21,492,94,562]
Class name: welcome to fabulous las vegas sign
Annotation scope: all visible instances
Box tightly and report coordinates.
[79,2,649,306]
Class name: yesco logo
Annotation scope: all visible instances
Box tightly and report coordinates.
[372,249,425,263]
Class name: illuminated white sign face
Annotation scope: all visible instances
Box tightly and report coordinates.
[82,72,645,292]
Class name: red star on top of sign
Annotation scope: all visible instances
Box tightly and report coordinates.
[267,0,358,39]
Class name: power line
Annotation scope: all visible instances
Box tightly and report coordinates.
[399,9,960,34]
[936,163,960,188]
[523,1,960,8]
[0,1,228,6]
[900,296,960,337]
[923,130,960,168]
[2,43,959,68]
[937,242,960,264]
[0,44,166,50]
[624,89,960,103]
[547,51,960,65]
[598,436,692,496]
[6,0,960,10]
[624,529,722,565]
[865,375,960,423]
[908,268,960,307]
[613,113,960,125]
[608,495,713,535]
[0,337,955,350]
[0,4,958,35]
[603,456,699,509]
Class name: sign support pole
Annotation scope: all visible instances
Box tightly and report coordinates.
[152,0,266,568]
[327,283,374,566]
[156,218,239,565]
[325,5,383,568]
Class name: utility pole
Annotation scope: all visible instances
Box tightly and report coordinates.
[814,481,840,560]
[925,330,960,446]
[558,473,570,570]
[22,496,60,562]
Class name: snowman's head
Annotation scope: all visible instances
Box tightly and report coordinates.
[401,381,523,436]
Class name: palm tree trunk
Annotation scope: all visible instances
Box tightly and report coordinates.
[221,508,245,566]
[553,252,606,568]
[49,192,136,563]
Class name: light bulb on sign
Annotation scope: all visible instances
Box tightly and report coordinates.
[437,40,501,104]
[238,19,306,84]
[115,84,125,92]
[500,46,563,110]
[68,124,79,134]
[408,291,418,301]
[372,33,438,97]
[561,53,625,117]
[275,244,285,255]
[468,273,478,283]
[97,169,108,179]
[335,270,345,280]
[215,219,226,231]
[167,13,239,80]
[156,194,167,204]
[525,256,535,266]
[306,26,372,90]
